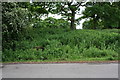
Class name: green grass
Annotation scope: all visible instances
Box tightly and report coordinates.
[2,28,119,62]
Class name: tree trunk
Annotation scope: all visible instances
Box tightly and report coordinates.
[92,19,95,29]
[118,21,120,29]
[70,10,76,30]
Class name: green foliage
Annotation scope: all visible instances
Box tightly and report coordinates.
[2,2,120,62]
[83,20,104,29]
[82,2,120,29]
[32,17,70,29]
[2,28,119,62]
[2,2,32,50]
[82,47,118,60]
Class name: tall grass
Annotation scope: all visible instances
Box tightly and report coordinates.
[2,28,119,62]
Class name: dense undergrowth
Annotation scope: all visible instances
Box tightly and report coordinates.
[2,28,119,62]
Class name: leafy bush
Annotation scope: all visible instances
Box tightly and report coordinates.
[32,17,70,29]
[2,2,32,51]
[82,47,118,59]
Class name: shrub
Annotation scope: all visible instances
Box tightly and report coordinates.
[82,47,118,58]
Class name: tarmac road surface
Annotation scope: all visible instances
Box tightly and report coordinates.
[1,63,118,78]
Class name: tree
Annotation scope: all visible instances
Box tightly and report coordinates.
[2,2,32,50]
[82,2,120,29]
[2,2,30,40]
[48,1,86,30]
[17,1,87,30]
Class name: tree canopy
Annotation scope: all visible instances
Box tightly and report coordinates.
[82,2,120,29]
